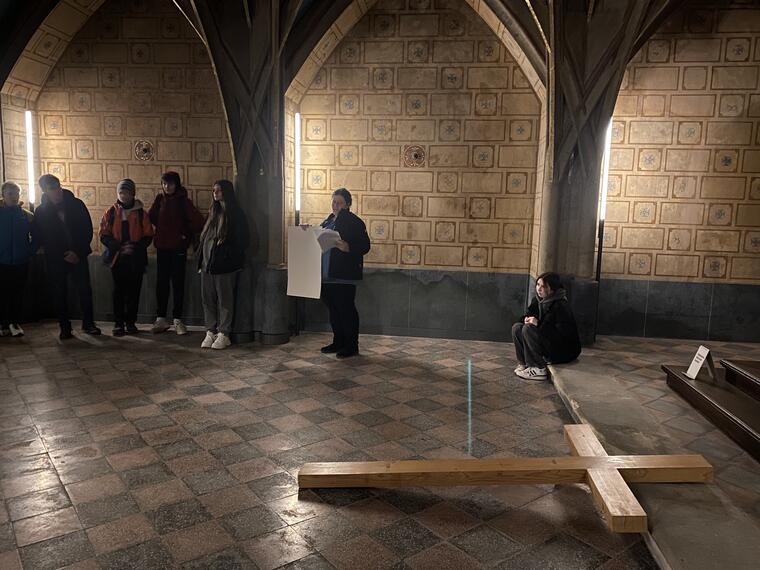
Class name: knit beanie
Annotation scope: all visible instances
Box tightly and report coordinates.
[117,179,136,194]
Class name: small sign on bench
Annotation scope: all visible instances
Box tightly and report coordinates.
[686,345,716,380]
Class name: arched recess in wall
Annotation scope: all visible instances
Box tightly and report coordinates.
[0,0,234,234]
[283,0,547,275]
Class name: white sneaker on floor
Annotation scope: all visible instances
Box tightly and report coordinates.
[174,319,188,335]
[514,363,527,374]
[211,333,231,350]
[151,317,170,334]
[516,366,547,381]
[201,331,217,348]
[9,324,24,337]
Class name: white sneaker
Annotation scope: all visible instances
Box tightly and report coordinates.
[201,331,217,348]
[211,333,231,350]
[9,324,24,337]
[174,319,188,335]
[516,366,548,381]
[151,317,170,334]
[514,363,527,375]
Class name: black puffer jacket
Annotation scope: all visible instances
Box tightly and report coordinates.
[197,208,249,274]
[320,209,371,281]
[34,189,93,260]
[523,289,581,363]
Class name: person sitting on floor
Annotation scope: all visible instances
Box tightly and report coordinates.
[511,272,581,381]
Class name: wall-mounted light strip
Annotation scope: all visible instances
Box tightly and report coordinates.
[598,120,612,222]
[25,110,35,206]
[294,111,301,225]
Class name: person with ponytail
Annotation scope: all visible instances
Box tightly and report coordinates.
[197,180,249,350]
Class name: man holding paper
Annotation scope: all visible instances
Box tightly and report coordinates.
[318,188,370,358]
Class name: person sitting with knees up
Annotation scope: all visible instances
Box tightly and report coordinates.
[511,272,581,381]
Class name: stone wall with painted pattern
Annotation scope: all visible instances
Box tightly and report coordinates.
[293,0,542,272]
[2,0,233,252]
[606,3,760,283]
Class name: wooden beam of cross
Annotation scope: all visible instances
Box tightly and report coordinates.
[298,425,713,533]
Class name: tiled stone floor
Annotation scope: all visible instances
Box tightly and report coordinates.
[1,324,757,569]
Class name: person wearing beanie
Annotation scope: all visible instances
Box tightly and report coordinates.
[34,174,101,339]
[148,171,204,335]
[99,179,154,336]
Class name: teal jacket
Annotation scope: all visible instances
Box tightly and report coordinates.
[0,204,35,265]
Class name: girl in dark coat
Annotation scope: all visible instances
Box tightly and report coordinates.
[511,272,581,380]
[318,188,371,358]
[197,180,249,350]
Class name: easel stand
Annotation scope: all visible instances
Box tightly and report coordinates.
[299,425,713,533]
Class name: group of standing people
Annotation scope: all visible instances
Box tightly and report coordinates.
[0,172,248,350]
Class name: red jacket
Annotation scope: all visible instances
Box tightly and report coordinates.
[148,188,205,251]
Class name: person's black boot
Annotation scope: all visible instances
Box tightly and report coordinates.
[320,343,340,354]
[112,323,126,337]
[82,323,102,336]
[59,323,73,340]
[125,323,139,335]
[336,347,359,359]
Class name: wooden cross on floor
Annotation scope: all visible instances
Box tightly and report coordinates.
[299,425,712,533]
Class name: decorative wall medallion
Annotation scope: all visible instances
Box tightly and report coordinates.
[134,140,155,161]
[407,41,428,63]
[403,145,425,167]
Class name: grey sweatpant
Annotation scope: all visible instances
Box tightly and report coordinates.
[201,271,238,335]
[511,322,547,368]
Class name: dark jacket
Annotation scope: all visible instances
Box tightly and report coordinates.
[523,289,581,364]
[148,188,205,251]
[99,200,154,269]
[197,208,250,274]
[0,203,35,265]
[320,209,371,281]
[34,188,93,260]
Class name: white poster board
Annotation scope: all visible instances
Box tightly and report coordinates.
[287,227,323,299]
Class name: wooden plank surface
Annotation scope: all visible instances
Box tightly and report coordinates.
[298,454,713,488]
[565,424,608,456]
[565,424,648,533]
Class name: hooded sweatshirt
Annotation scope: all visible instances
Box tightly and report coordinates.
[523,288,582,363]
[148,187,205,251]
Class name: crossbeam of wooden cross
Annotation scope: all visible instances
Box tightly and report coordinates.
[298,425,713,533]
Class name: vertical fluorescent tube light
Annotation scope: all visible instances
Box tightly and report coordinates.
[25,110,36,206]
[294,111,301,226]
[595,120,613,282]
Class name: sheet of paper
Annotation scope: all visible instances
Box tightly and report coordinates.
[314,228,341,252]
[287,226,323,299]
[685,345,710,379]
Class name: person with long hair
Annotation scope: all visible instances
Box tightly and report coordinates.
[148,171,204,335]
[197,180,249,350]
[511,272,581,380]
[0,181,35,337]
